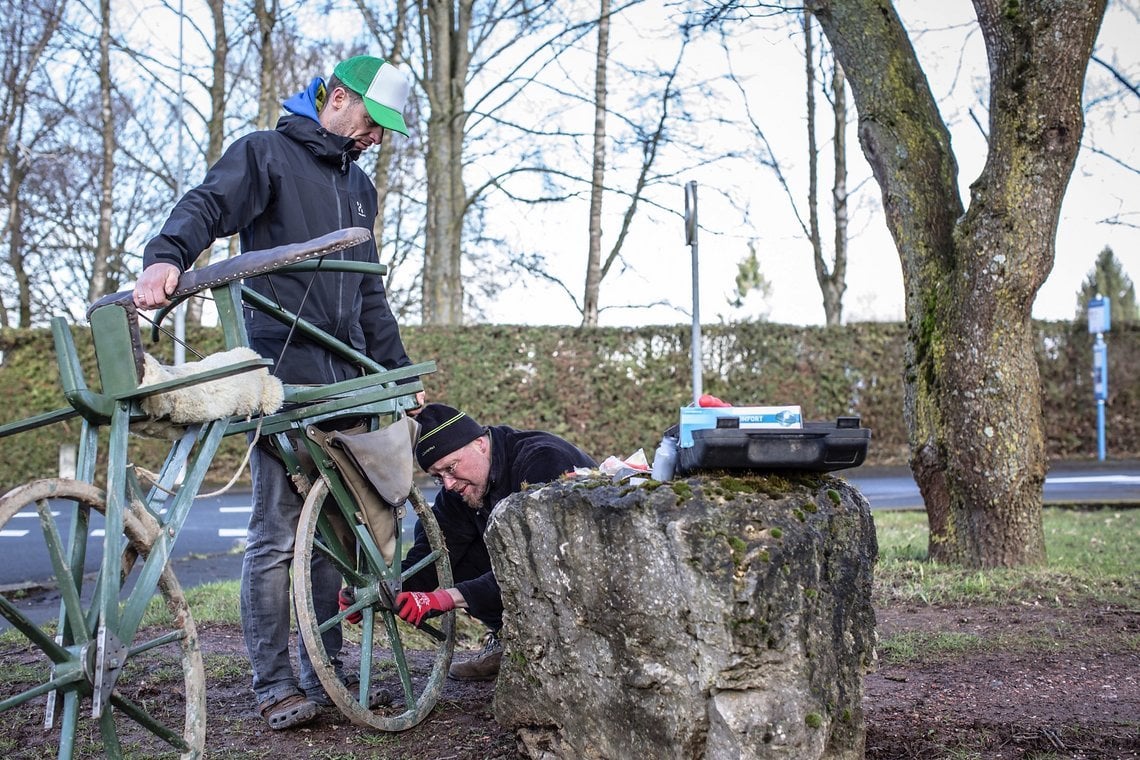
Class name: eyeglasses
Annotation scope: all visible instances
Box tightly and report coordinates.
[429,459,461,487]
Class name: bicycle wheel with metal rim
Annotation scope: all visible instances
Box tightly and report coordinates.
[294,480,455,731]
[0,478,206,759]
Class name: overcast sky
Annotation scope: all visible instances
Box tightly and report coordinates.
[483,1,1140,328]
[129,0,1138,329]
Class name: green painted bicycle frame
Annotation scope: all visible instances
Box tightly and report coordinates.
[0,253,437,759]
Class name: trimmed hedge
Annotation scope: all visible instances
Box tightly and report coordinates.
[0,320,1135,492]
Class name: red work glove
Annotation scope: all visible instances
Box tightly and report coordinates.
[338,587,363,624]
[395,590,455,626]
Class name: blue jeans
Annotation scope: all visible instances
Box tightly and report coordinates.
[241,445,343,705]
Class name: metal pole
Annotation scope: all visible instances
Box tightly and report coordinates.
[1094,333,1108,461]
[1097,398,1106,461]
[685,181,702,404]
[1088,295,1110,461]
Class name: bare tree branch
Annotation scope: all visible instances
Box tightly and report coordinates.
[1092,53,1140,99]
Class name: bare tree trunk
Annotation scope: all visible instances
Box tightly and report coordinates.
[581,0,611,328]
[185,0,228,325]
[352,0,413,308]
[829,57,848,324]
[254,0,277,131]
[3,154,27,327]
[2,98,28,327]
[807,0,1106,567]
[804,13,823,316]
[89,0,115,302]
[804,11,847,327]
[420,0,471,324]
[574,37,687,325]
[1,1,66,326]
[372,0,407,259]
[206,0,226,167]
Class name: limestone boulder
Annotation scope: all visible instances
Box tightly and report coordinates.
[487,473,877,760]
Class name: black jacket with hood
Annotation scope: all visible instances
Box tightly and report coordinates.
[402,425,597,631]
[143,78,414,385]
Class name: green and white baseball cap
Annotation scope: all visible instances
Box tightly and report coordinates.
[333,56,412,136]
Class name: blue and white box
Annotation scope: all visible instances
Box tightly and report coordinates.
[678,405,802,447]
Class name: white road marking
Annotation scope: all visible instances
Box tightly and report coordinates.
[219,507,252,513]
[0,530,29,537]
[219,529,247,538]
[1048,475,1140,484]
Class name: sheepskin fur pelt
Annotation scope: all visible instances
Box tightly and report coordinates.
[139,347,284,424]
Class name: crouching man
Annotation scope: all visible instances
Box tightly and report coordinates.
[394,404,596,680]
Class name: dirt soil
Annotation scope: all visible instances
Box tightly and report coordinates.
[1,603,1137,759]
[866,604,1138,760]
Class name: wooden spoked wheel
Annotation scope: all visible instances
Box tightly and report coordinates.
[293,481,455,731]
[0,479,206,759]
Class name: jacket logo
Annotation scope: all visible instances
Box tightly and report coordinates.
[356,201,366,218]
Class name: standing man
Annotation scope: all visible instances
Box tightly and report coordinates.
[393,404,596,681]
[133,56,423,730]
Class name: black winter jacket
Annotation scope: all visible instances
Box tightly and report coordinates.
[402,425,596,630]
[143,110,413,385]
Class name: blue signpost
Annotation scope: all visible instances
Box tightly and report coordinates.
[1088,296,1111,461]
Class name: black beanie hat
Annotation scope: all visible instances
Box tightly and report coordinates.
[414,403,484,471]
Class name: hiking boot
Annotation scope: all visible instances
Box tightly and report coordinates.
[448,630,503,681]
[258,692,319,730]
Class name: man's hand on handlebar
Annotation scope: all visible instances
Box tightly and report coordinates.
[133,262,181,310]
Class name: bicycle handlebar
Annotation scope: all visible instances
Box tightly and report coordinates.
[85,227,373,319]
[169,227,371,300]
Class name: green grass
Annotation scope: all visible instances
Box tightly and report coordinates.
[877,630,986,662]
[6,506,1129,639]
[204,652,250,681]
[135,579,242,627]
[0,658,50,685]
[356,731,400,749]
[874,507,1139,607]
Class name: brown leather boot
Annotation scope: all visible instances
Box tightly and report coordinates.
[257,692,318,730]
[448,630,503,681]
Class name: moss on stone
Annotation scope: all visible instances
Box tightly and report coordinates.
[671,481,693,500]
[720,476,751,494]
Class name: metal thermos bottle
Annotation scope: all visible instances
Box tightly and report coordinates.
[651,436,678,481]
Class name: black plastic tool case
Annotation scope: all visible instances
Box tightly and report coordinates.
[676,416,870,474]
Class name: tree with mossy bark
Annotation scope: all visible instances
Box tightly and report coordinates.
[798,0,1107,567]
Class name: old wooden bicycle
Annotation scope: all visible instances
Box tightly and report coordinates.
[0,228,454,758]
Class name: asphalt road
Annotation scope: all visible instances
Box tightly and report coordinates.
[2,460,1137,631]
